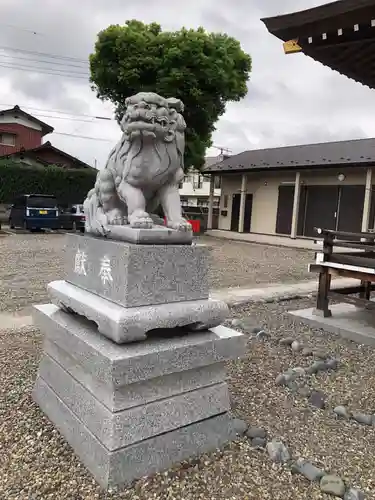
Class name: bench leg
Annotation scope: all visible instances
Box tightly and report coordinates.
[359,280,371,301]
[314,269,332,317]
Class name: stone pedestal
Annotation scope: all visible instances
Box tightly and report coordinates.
[33,304,245,489]
[64,233,209,307]
[33,233,245,489]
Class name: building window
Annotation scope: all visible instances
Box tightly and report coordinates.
[197,198,208,207]
[223,195,228,208]
[193,175,203,189]
[214,176,222,189]
[0,132,16,146]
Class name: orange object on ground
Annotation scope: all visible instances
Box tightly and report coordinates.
[163,218,201,233]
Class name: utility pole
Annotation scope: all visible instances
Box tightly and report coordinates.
[212,145,232,160]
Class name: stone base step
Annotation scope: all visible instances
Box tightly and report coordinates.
[33,304,244,385]
[33,377,237,489]
[37,353,230,451]
[43,336,226,412]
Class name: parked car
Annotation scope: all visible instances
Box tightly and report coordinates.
[71,204,85,232]
[9,194,60,231]
[59,204,85,232]
[58,205,74,231]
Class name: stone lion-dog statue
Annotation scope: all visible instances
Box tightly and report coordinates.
[84,92,192,236]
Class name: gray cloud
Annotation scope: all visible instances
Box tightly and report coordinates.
[0,0,373,167]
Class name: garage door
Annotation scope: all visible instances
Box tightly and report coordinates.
[337,185,364,234]
[275,185,294,235]
[303,186,339,237]
[231,194,241,232]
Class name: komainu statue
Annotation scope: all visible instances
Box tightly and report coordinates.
[84,92,192,236]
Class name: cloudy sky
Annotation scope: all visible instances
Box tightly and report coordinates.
[1,0,375,168]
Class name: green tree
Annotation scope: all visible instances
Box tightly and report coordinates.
[90,20,251,170]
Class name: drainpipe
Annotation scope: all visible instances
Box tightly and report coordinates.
[361,167,373,232]
[207,175,215,230]
[238,174,247,233]
[290,171,301,239]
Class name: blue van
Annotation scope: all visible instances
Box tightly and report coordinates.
[9,194,60,231]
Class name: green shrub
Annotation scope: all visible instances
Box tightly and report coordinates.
[0,160,97,204]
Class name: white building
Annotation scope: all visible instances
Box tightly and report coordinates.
[179,157,222,208]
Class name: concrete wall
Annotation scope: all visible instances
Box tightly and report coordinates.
[218,167,371,235]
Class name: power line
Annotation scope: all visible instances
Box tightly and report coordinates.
[0,53,89,70]
[53,131,114,142]
[0,60,89,76]
[0,44,88,64]
[0,103,113,121]
[32,113,112,123]
[0,62,89,79]
[21,113,100,124]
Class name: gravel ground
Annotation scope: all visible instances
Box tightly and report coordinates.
[200,235,312,290]
[0,233,65,313]
[1,297,374,499]
[0,232,312,312]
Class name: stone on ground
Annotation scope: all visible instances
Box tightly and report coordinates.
[275,373,287,386]
[280,337,294,346]
[291,340,302,352]
[246,427,267,439]
[325,358,339,370]
[291,458,326,482]
[307,360,327,375]
[266,439,291,464]
[308,390,326,409]
[352,412,373,426]
[302,347,313,356]
[314,349,330,360]
[251,437,267,448]
[232,418,249,436]
[334,406,351,420]
[320,475,346,497]
[344,488,366,500]
[255,329,269,340]
[291,367,306,377]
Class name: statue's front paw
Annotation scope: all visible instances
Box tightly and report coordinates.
[109,216,128,226]
[129,211,153,229]
[107,209,127,226]
[167,219,192,232]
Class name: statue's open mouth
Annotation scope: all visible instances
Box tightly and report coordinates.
[125,114,172,140]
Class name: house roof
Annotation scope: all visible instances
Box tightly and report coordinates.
[0,105,54,136]
[4,141,93,169]
[205,156,221,167]
[262,0,375,89]
[203,137,375,174]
